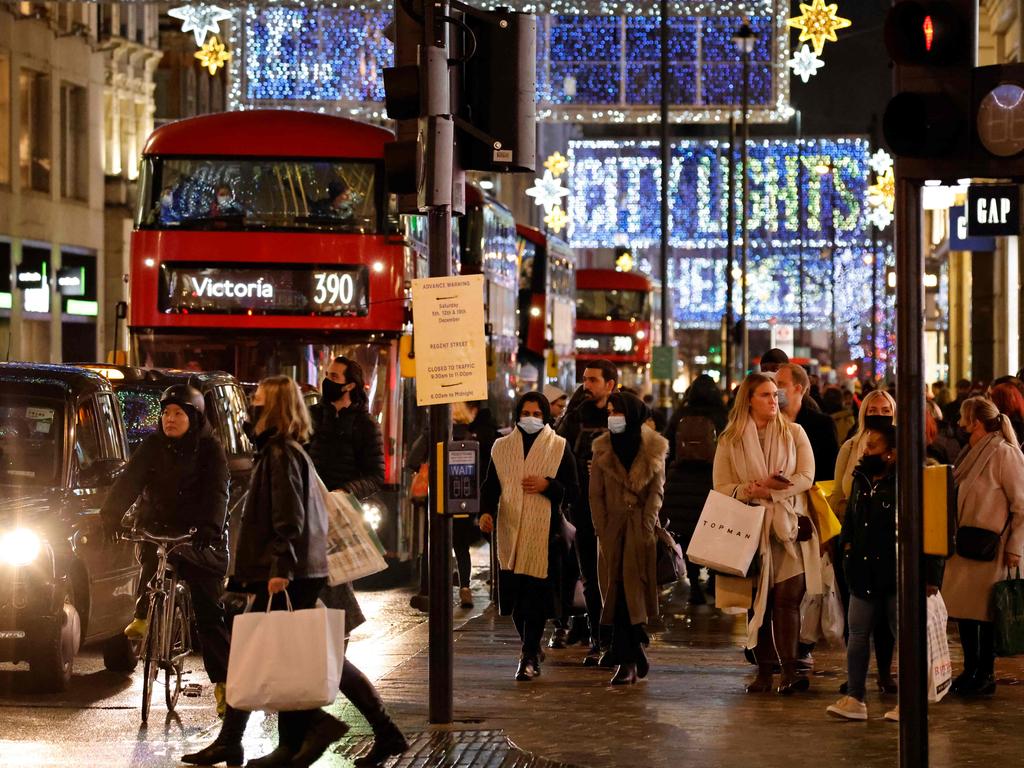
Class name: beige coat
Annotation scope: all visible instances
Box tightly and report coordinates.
[829,435,865,522]
[943,434,1024,621]
[589,427,668,626]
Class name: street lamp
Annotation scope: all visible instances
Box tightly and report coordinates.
[733,20,756,377]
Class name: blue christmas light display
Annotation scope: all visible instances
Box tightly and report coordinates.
[566,137,896,369]
[232,6,788,122]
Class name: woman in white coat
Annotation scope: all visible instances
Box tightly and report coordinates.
[944,397,1024,697]
[713,373,820,695]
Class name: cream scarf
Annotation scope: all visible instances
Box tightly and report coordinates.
[491,425,566,579]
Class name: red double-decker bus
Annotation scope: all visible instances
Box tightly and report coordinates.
[128,110,427,568]
[574,269,652,391]
[516,225,575,393]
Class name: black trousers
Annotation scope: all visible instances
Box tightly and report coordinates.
[553,547,581,629]
[608,582,646,665]
[509,575,548,660]
[136,545,231,684]
[452,517,475,589]
[573,518,605,648]
[958,619,996,677]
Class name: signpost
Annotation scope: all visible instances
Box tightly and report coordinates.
[967,184,1020,236]
[769,323,795,359]
[949,205,997,251]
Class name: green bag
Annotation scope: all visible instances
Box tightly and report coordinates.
[993,568,1024,657]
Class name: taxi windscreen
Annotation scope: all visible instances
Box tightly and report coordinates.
[0,396,63,485]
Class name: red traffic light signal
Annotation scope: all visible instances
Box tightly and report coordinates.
[884,1,967,66]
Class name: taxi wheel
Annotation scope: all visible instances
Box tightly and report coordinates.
[29,582,81,693]
[102,632,140,674]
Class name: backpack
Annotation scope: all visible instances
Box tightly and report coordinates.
[674,415,718,464]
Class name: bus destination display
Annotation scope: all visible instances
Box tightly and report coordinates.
[160,263,369,316]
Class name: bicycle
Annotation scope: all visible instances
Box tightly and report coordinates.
[125,528,197,724]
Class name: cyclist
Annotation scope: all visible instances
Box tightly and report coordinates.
[100,384,232,717]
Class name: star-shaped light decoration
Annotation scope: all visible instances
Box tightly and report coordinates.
[787,44,824,83]
[526,170,570,214]
[168,4,232,46]
[544,206,569,233]
[866,204,894,230]
[786,0,852,55]
[867,167,896,213]
[544,152,570,177]
[195,35,231,76]
[867,148,894,176]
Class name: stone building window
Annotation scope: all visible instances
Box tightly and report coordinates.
[19,68,50,193]
[60,82,87,199]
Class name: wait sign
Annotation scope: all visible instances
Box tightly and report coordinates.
[411,274,488,406]
[967,185,1020,237]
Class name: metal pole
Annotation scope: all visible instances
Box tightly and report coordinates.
[895,176,928,768]
[740,48,750,376]
[796,110,805,348]
[725,116,736,391]
[871,223,879,380]
[829,176,837,375]
[659,0,671,404]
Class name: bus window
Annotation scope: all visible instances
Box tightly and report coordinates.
[576,288,649,322]
[140,157,379,234]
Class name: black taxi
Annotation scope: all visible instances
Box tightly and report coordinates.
[0,364,140,691]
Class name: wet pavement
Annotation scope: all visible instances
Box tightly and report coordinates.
[3,551,1024,767]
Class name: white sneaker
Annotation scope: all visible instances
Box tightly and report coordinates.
[827,695,868,721]
[884,706,899,722]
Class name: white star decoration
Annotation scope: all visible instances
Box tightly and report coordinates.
[867,148,894,176]
[168,4,233,46]
[866,203,894,230]
[525,170,570,214]
[787,44,824,83]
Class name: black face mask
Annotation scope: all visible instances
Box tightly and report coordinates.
[322,377,346,404]
[864,414,894,432]
[858,453,889,476]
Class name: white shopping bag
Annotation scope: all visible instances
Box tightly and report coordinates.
[226,593,345,712]
[927,592,953,703]
[686,490,765,576]
[318,475,388,585]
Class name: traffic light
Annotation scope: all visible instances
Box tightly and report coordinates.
[882,0,974,179]
[971,63,1024,179]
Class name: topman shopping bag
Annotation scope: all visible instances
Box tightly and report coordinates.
[318,475,388,585]
[993,568,1024,657]
[686,490,765,576]
[927,592,952,703]
[226,593,345,712]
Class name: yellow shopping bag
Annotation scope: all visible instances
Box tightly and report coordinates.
[808,482,842,543]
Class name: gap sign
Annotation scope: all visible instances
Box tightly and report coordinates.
[967,185,1020,237]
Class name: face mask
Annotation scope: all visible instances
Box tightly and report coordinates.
[776,389,789,410]
[607,415,627,434]
[217,195,230,205]
[858,454,888,476]
[322,377,346,403]
[518,416,544,434]
[162,194,173,206]
[864,414,894,431]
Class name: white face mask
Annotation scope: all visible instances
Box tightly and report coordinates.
[607,415,627,434]
[518,416,544,434]
[161,194,173,206]
[217,195,231,205]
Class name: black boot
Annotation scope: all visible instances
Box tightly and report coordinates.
[291,711,350,768]
[610,664,637,685]
[181,706,249,766]
[246,745,296,768]
[340,659,409,762]
[515,656,539,681]
[636,644,650,680]
[548,627,568,649]
[353,721,410,767]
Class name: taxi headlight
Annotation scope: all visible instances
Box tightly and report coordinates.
[0,528,43,566]
[362,501,385,531]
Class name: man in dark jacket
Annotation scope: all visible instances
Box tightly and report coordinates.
[776,363,838,482]
[100,385,232,714]
[557,358,617,665]
[305,357,409,767]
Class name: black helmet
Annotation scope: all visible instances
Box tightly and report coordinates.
[160,384,205,429]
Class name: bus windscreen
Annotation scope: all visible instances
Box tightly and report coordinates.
[576,288,649,322]
[138,157,379,233]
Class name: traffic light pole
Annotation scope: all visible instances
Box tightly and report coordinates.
[895,175,927,768]
[658,0,671,405]
[724,116,736,392]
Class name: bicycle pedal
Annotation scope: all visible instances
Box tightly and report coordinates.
[182,683,203,698]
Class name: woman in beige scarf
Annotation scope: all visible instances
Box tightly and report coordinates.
[713,373,819,694]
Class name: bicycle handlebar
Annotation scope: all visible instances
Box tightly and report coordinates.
[125,528,198,546]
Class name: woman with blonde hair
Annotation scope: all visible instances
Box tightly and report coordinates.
[184,376,346,768]
[713,373,820,694]
[944,396,1024,698]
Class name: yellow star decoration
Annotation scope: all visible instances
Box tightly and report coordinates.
[545,206,569,233]
[786,0,852,55]
[867,167,895,213]
[544,152,570,177]
[195,35,231,76]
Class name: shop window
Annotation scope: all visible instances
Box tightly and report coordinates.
[19,69,51,193]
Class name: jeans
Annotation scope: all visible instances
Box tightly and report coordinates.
[846,594,897,701]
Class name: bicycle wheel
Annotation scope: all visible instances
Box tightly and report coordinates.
[164,591,189,712]
[140,596,162,724]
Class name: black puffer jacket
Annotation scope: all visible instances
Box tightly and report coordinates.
[308,403,385,498]
[101,422,229,546]
[232,431,328,582]
[661,403,727,543]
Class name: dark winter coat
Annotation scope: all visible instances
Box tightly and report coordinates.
[101,423,229,572]
[796,402,840,482]
[661,402,726,543]
[308,403,385,499]
[231,431,329,582]
[556,398,609,532]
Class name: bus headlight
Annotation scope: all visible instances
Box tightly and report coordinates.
[0,528,42,566]
[362,501,385,531]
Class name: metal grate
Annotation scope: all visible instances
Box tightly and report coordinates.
[334,730,581,768]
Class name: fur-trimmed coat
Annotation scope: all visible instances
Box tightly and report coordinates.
[589,426,669,626]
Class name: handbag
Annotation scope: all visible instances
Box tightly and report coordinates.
[656,526,685,586]
[955,525,1004,561]
[808,483,842,543]
[226,592,345,712]
[993,568,1024,657]
[317,475,389,585]
[926,592,952,702]
[686,490,765,576]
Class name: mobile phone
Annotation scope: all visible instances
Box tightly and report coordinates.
[772,473,791,484]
